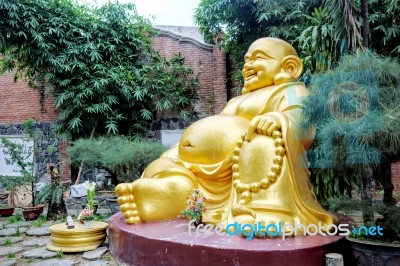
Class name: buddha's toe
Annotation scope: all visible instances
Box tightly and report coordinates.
[120,202,141,224]
[115,183,133,196]
[115,183,142,224]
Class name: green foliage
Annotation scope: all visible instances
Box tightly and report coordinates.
[0,0,199,138]
[30,214,46,227]
[14,227,20,237]
[0,137,37,190]
[369,0,400,57]
[93,213,107,222]
[326,196,400,242]
[6,216,16,224]
[68,136,168,182]
[55,250,64,259]
[26,258,34,263]
[194,0,312,86]
[302,52,400,201]
[0,118,43,205]
[6,252,15,259]
[14,213,23,222]
[36,182,66,207]
[298,6,346,73]
[3,239,11,247]
[102,255,113,261]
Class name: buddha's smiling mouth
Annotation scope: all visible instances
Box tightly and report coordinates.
[244,71,257,81]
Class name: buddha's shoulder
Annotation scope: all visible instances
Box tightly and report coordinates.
[272,82,308,98]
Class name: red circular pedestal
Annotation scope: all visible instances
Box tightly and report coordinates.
[109,213,348,266]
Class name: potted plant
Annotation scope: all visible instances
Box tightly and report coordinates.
[0,135,41,220]
[302,52,400,264]
[78,207,95,227]
[0,204,15,217]
[35,163,69,220]
[77,181,97,227]
[178,189,207,226]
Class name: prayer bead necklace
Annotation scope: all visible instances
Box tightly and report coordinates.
[232,130,285,204]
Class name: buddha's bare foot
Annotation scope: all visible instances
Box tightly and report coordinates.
[116,183,141,224]
[116,176,196,224]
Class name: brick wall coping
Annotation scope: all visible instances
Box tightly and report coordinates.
[153,26,214,51]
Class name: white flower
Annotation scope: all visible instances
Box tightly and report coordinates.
[84,181,96,192]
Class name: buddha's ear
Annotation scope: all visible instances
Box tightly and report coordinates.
[274,55,303,85]
[282,55,303,80]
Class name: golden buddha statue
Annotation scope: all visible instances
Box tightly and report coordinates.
[116,37,337,233]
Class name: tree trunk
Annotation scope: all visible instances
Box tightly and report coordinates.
[75,126,96,184]
[361,0,369,48]
[374,161,397,207]
[46,163,67,220]
[361,167,373,224]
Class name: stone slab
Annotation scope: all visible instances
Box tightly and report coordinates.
[22,237,50,247]
[82,247,108,260]
[0,259,16,266]
[0,228,28,237]
[109,212,350,266]
[4,222,31,229]
[26,226,50,236]
[21,247,56,259]
[70,184,87,198]
[31,259,75,266]
[81,260,109,266]
[0,246,24,257]
[0,237,23,245]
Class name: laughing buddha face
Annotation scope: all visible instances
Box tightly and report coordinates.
[242,38,303,93]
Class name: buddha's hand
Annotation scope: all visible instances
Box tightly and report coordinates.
[245,114,281,141]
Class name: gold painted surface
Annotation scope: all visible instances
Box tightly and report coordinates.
[116,37,337,233]
[46,221,108,252]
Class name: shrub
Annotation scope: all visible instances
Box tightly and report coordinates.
[69,136,168,183]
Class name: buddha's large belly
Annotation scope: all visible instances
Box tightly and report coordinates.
[178,115,250,164]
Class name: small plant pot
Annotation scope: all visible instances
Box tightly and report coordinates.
[0,207,15,217]
[84,220,93,228]
[36,204,46,214]
[22,207,41,221]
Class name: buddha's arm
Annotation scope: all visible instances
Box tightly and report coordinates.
[220,96,241,115]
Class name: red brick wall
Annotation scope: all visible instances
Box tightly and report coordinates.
[152,29,227,115]
[391,162,400,197]
[58,140,72,183]
[0,71,57,123]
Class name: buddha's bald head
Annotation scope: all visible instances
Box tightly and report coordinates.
[248,37,299,59]
[242,37,303,93]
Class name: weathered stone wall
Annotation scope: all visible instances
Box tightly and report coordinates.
[0,122,70,182]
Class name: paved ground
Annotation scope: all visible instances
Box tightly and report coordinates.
[0,210,118,266]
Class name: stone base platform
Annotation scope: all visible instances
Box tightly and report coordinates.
[47,221,108,252]
[109,213,350,266]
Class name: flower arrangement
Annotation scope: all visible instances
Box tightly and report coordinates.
[77,181,96,224]
[179,189,206,225]
[78,207,95,222]
[84,181,96,212]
